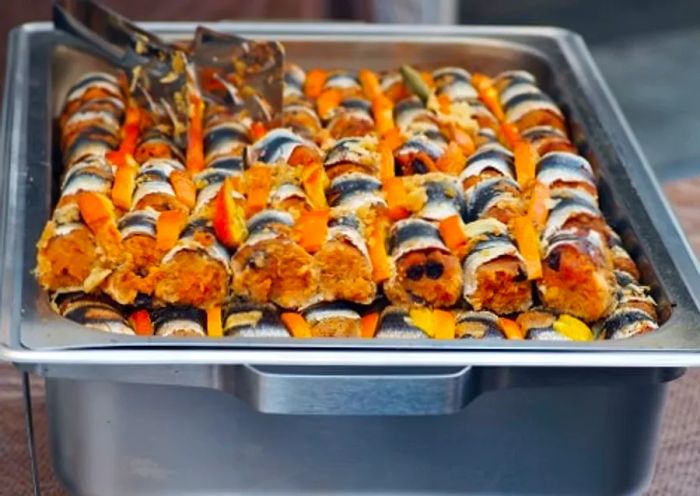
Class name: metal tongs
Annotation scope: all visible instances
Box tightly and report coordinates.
[53,0,284,123]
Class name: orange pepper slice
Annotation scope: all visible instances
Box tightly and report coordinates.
[380,128,404,152]
[527,181,551,230]
[435,141,466,175]
[304,69,327,99]
[206,305,223,338]
[514,140,538,188]
[130,309,154,336]
[439,215,468,253]
[452,127,476,157]
[360,312,380,338]
[433,309,456,340]
[245,165,273,217]
[378,143,395,180]
[77,191,116,234]
[156,210,187,251]
[372,95,395,135]
[499,317,524,340]
[501,121,522,149]
[472,73,505,121]
[186,93,205,173]
[170,170,197,209]
[358,69,382,100]
[301,163,329,210]
[250,121,267,142]
[382,177,411,221]
[317,88,342,120]
[111,158,138,210]
[512,216,542,280]
[281,312,313,338]
[293,209,329,253]
[368,217,392,283]
[213,177,247,249]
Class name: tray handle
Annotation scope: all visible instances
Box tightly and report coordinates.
[222,365,477,416]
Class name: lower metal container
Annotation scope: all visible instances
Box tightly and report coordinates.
[4,21,700,496]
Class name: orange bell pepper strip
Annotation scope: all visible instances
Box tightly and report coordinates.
[293,209,330,253]
[130,309,154,336]
[433,309,456,340]
[436,141,466,175]
[514,140,538,188]
[527,181,551,230]
[420,71,435,88]
[499,317,524,340]
[380,128,404,152]
[281,312,313,338]
[288,146,322,168]
[156,210,187,251]
[77,191,117,235]
[316,88,342,120]
[170,170,197,209]
[471,73,505,121]
[452,127,476,157]
[368,217,392,283]
[301,163,329,210]
[501,121,522,149]
[304,69,327,99]
[186,93,205,173]
[245,165,273,216]
[250,121,267,142]
[439,215,468,253]
[359,69,382,100]
[213,177,248,249]
[206,305,223,338]
[512,216,542,280]
[378,143,395,181]
[111,157,138,210]
[106,103,142,167]
[409,307,435,337]
[382,177,411,221]
[372,95,395,135]
[360,312,380,338]
[437,93,452,114]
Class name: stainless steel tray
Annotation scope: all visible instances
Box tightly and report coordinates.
[3,22,700,368]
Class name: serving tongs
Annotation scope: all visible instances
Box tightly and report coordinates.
[53,0,284,124]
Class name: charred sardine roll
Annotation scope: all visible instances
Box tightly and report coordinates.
[61,72,123,117]
[461,220,532,314]
[326,97,375,139]
[151,306,206,337]
[521,125,574,155]
[455,310,505,339]
[203,121,250,165]
[134,128,185,163]
[223,301,289,338]
[608,232,640,280]
[465,176,523,224]
[246,128,321,167]
[494,70,567,133]
[155,218,231,308]
[323,136,380,179]
[384,218,463,307]
[459,147,515,189]
[315,213,376,304]
[536,152,597,199]
[50,289,134,335]
[538,229,616,321]
[375,306,430,339]
[516,309,568,341]
[103,209,161,304]
[327,172,386,211]
[132,158,190,213]
[232,209,319,309]
[394,134,446,176]
[302,301,363,337]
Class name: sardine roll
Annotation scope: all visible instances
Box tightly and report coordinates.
[315,213,376,304]
[599,306,658,340]
[63,126,120,167]
[459,147,515,190]
[495,71,567,133]
[615,270,658,319]
[192,156,246,215]
[223,301,289,338]
[455,311,505,339]
[521,125,575,155]
[103,209,161,304]
[380,72,409,102]
[469,99,500,132]
[132,158,190,213]
[432,67,479,101]
[385,218,463,307]
[154,219,231,308]
[36,221,98,291]
[462,223,532,314]
[283,104,322,140]
[232,210,319,309]
[302,301,363,337]
[62,72,123,116]
[268,183,312,217]
[51,289,134,335]
[323,70,362,97]
[323,136,380,180]
[203,121,250,163]
[542,194,608,242]
[474,127,500,148]
[412,175,468,222]
[517,309,569,341]
[327,172,386,211]
[134,128,185,163]
[60,108,121,151]
[246,128,321,167]
[394,96,437,132]
[327,97,375,139]
[375,306,430,339]
[465,176,523,224]
[536,151,598,199]
[538,230,616,321]
[151,306,206,337]
[61,96,125,131]
[283,64,306,96]
[608,232,641,280]
[394,135,446,176]
[58,157,114,202]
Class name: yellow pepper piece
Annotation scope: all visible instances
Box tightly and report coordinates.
[409,307,436,338]
[408,308,455,339]
[553,314,594,341]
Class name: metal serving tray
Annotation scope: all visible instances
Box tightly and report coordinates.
[2,22,700,368]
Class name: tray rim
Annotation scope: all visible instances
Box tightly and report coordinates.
[3,21,700,368]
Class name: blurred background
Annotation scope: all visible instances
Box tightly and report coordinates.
[2,1,700,494]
